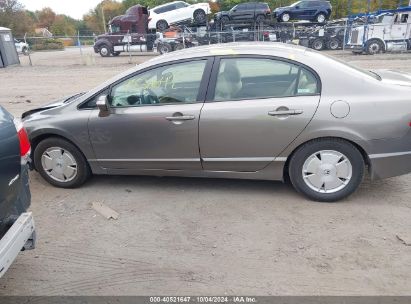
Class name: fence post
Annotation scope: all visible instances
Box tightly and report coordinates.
[78,31,83,57]
[24,33,32,66]
[128,30,132,64]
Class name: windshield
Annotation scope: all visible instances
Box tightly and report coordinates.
[315,50,381,80]
[290,1,301,7]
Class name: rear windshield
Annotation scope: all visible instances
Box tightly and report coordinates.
[313,50,381,80]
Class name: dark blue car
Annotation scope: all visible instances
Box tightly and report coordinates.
[0,105,35,278]
[274,0,332,23]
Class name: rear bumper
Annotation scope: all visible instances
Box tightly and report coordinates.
[369,151,411,180]
[0,212,35,278]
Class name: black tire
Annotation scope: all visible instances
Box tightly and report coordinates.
[193,9,206,23]
[220,15,230,24]
[326,37,340,50]
[315,13,326,23]
[366,40,383,55]
[158,43,172,54]
[156,20,168,31]
[174,43,184,51]
[112,51,121,56]
[99,45,111,57]
[34,137,91,188]
[311,38,325,50]
[281,13,291,22]
[288,138,365,202]
[22,46,29,56]
[255,14,265,23]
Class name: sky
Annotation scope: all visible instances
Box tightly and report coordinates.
[20,0,105,19]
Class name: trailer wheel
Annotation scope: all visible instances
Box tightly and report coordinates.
[158,43,172,54]
[99,45,111,57]
[280,13,290,22]
[156,20,168,31]
[193,9,206,23]
[327,38,340,50]
[311,38,324,50]
[366,40,383,55]
[255,14,265,23]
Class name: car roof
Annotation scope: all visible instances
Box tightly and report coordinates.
[152,1,184,9]
[149,42,309,64]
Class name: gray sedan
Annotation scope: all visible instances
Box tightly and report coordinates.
[22,43,411,202]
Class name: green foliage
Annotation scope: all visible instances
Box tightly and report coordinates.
[30,38,64,50]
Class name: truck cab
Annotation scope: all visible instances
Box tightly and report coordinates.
[93,5,155,57]
[347,7,411,54]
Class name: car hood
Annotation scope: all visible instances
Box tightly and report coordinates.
[374,69,411,87]
[22,92,85,119]
[274,6,291,12]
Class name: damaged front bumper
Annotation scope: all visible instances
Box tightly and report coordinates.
[0,212,35,278]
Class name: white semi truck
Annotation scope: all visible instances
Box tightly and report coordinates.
[347,7,411,54]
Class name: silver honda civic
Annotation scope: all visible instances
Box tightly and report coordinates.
[22,42,411,202]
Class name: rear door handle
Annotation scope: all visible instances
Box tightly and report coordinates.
[165,115,195,121]
[268,109,304,116]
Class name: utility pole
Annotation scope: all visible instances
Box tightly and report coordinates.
[101,5,107,33]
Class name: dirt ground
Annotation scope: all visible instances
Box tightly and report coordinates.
[0,47,411,296]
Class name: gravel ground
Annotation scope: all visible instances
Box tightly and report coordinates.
[0,47,411,296]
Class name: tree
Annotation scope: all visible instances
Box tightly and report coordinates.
[0,0,35,36]
[50,15,76,36]
[84,0,124,33]
[36,7,56,28]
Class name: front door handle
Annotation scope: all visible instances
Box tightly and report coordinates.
[268,109,304,116]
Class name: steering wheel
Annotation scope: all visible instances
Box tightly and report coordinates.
[141,88,160,105]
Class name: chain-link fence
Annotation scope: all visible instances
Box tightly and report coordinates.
[14,20,411,66]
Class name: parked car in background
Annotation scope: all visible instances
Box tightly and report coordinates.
[215,2,271,24]
[14,39,29,55]
[274,0,332,23]
[149,1,211,31]
[0,106,35,278]
[22,43,411,202]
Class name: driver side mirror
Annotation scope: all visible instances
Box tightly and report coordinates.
[295,5,300,9]
[96,95,110,116]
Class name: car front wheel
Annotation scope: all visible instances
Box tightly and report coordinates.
[34,137,91,188]
[99,45,111,57]
[315,13,326,23]
[281,13,290,22]
[288,139,364,202]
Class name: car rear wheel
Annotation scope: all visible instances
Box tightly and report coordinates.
[281,13,290,22]
[315,13,326,23]
[220,16,230,24]
[156,20,169,31]
[288,139,364,202]
[34,137,91,188]
[193,9,206,23]
[22,46,29,55]
[99,45,110,57]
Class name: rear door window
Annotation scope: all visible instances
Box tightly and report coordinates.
[212,57,319,101]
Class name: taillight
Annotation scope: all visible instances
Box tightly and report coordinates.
[13,118,31,164]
